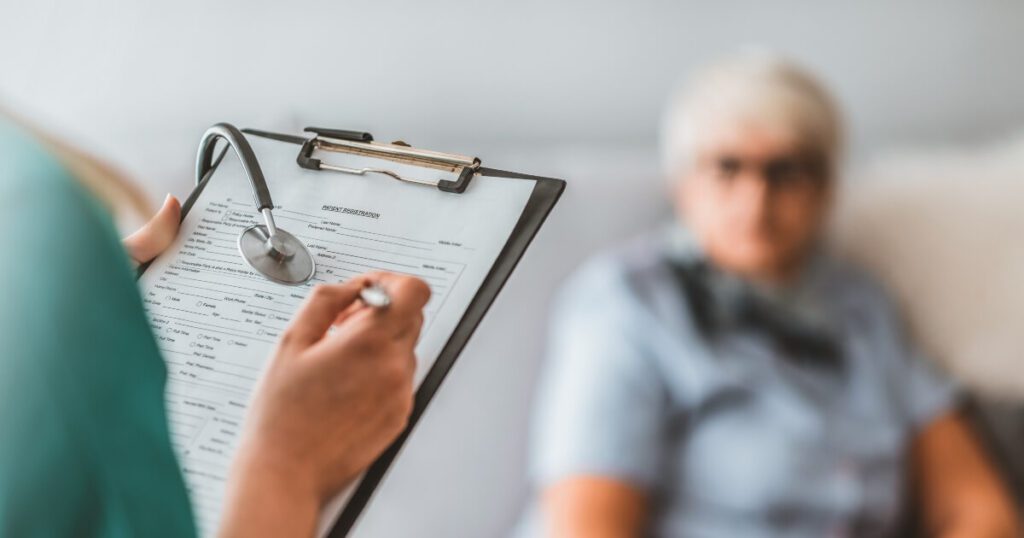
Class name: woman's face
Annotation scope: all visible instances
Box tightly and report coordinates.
[676,123,833,283]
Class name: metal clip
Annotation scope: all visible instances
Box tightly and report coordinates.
[296,127,480,193]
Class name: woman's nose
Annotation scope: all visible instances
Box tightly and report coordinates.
[733,172,774,215]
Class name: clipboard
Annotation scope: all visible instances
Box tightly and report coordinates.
[139,125,564,537]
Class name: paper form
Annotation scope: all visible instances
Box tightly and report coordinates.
[138,134,535,536]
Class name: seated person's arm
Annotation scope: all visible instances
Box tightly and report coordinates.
[887,297,1021,538]
[913,411,1020,538]
[530,265,666,538]
[543,476,647,538]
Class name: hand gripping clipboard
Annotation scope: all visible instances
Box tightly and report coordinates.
[141,126,564,536]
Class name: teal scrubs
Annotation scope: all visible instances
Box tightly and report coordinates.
[0,120,196,537]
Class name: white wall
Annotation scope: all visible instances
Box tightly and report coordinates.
[3,2,1024,536]
[4,1,1024,197]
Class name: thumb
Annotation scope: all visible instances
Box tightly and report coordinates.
[123,194,181,263]
[283,279,368,350]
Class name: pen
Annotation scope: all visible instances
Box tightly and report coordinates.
[359,284,391,309]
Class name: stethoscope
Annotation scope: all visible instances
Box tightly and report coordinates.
[196,123,317,286]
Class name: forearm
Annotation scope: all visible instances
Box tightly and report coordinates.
[931,494,1019,538]
[543,476,648,538]
[936,519,1018,538]
[915,413,1021,538]
[217,450,322,538]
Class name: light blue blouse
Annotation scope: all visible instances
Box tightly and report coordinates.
[526,227,955,537]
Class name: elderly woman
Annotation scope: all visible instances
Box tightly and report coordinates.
[527,54,1019,537]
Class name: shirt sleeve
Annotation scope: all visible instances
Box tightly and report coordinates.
[0,125,196,537]
[866,278,959,431]
[899,341,959,430]
[528,258,669,490]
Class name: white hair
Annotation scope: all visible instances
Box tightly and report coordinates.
[659,51,843,183]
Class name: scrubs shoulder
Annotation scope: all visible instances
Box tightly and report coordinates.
[0,122,195,537]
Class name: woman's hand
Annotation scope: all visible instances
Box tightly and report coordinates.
[218,273,430,538]
[122,194,181,264]
[124,195,431,536]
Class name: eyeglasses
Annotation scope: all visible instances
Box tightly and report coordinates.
[702,154,828,189]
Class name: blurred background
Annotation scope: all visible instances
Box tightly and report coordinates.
[4,1,1024,536]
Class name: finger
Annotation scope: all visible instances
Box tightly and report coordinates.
[401,350,418,379]
[284,280,366,349]
[309,273,427,355]
[395,314,422,377]
[123,194,181,263]
[393,309,424,345]
[352,274,428,343]
[331,298,366,327]
[327,272,392,326]
[370,273,432,315]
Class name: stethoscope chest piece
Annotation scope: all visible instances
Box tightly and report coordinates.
[238,224,315,285]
